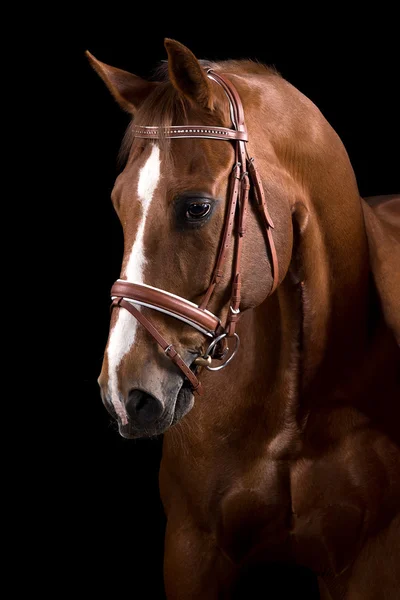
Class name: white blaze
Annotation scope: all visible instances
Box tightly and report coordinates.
[107,145,161,421]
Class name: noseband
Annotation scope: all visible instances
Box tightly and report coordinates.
[110,70,279,395]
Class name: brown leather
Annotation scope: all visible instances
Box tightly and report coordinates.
[111,68,280,391]
[248,159,275,228]
[198,163,241,309]
[199,71,278,328]
[131,125,248,142]
[111,281,221,335]
[111,298,203,394]
[265,226,280,295]
[226,173,250,336]
[207,70,246,133]
[247,158,279,293]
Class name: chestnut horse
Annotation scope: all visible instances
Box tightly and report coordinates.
[89,40,400,599]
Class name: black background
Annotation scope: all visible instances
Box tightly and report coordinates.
[49,11,399,598]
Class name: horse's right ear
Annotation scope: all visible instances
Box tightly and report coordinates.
[164,39,212,109]
[86,51,157,114]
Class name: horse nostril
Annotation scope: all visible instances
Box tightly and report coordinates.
[126,389,164,425]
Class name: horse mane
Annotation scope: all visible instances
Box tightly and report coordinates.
[119,60,280,166]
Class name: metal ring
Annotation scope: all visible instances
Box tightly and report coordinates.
[205,333,240,372]
[203,333,227,358]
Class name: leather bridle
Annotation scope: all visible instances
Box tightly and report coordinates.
[110,70,279,395]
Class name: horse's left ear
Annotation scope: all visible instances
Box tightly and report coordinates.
[86,51,157,114]
[361,199,400,345]
[164,39,212,109]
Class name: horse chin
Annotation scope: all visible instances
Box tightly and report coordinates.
[171,384,195,425]
[116,384,194,439]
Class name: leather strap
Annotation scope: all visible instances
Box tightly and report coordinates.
[199,163,241,309]
[226,172,250,336]
[111,298,203,395]
[208,72,278,299]
[207,70,246,132]
[199,71,247,314]
[112,280,221,336]
[248,159,275,228]
[131,125,248,142]
[248,159,279,294]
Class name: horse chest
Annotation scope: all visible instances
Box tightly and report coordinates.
[213,455,365,572]
[214,458,293,564]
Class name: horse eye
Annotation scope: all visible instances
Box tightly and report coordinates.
[186,202,211,220]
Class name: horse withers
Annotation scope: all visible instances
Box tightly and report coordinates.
[89,39,400,599]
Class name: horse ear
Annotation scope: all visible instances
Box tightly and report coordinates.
[361,199,400,345]
[164,39,212,108]
[86,51,157,114]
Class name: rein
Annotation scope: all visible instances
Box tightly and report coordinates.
[110,70,279,394]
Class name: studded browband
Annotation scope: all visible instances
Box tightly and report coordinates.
[129,125,248,141]
[111,69,279,395]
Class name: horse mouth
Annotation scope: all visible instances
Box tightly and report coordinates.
[171,381,195,424]
[116,381,195,439]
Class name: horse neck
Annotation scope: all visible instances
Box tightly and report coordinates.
[212,73,375,433]
[257,74,373,392]
[290,137,370,394]
[167,71,376,450]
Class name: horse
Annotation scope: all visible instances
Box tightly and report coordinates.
[88,39,400,599]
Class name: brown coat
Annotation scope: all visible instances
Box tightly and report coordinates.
[90,40,400,599]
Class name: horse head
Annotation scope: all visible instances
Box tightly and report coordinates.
[91,40,298,437]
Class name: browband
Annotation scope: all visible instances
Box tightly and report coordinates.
[130,125,248,141]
